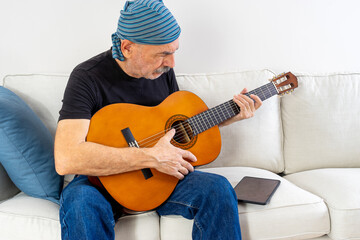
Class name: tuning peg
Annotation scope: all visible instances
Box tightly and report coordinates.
[283,89,294,95]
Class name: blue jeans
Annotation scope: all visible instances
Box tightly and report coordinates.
[59,171,241,240]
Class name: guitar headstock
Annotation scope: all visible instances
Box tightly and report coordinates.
[270,72,298,95]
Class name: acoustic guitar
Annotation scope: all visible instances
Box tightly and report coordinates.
[87,72,298,211]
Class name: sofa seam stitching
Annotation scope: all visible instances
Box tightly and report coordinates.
[238,200,326,214]
[0,210,59,222]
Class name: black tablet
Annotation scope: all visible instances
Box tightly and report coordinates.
[234,176,281,205]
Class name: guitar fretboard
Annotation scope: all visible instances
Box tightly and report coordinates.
[187,82,278,135]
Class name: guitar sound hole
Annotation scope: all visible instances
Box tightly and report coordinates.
[171,120,194,144]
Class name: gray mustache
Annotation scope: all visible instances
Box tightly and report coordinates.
[154,66,171,74]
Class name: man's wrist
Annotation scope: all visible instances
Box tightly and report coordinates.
[137,147,158,169]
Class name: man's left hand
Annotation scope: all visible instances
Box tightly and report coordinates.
[220,88,262,127]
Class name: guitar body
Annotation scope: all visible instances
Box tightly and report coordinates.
[87,91,222,211]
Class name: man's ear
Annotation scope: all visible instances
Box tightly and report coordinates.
[120,39,136,59]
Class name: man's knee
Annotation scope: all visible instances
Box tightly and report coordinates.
[193,172,236,202]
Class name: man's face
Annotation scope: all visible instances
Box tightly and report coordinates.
[130,38,179,80]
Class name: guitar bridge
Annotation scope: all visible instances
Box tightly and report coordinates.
[121,127,153,180]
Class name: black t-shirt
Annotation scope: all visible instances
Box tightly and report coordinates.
[59,49,179,121]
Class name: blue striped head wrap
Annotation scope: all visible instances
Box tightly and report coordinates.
[112,0,181,61]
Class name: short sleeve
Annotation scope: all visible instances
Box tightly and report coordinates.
[58,69,99,121]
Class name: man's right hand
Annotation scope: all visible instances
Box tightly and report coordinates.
[146,129,197,180]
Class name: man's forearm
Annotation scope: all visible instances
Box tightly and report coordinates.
[55,141,155,176]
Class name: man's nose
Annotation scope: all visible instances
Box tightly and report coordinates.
[164,54,175,68]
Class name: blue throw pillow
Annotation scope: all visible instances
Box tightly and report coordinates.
[0,86,63,204]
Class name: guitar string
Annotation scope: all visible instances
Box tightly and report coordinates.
[137,100,239,147]
[136,100,246,148]
[136,101,235,145]
[139,104,245,148]
[136,83,280,147]
[136,88,279,148]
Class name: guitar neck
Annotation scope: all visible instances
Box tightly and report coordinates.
[187,82,278,135]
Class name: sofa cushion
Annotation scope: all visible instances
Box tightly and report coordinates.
[115,211,160,240]
[285,168,360,240]
[0,193,61,240]
[0,192,160,240]
[176,70,284,173]
[282,73,360,174]
[160,167,330,240]
[0,87,63,204]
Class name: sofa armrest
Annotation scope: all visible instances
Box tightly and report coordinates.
[0,163,20,202]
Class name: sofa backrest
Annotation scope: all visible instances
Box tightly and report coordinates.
[282,73,360,174]
[2,70,285,174]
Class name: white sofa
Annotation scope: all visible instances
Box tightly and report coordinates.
[1,69,359,240]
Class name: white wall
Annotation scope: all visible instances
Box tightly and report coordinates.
[1,0,360,82]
